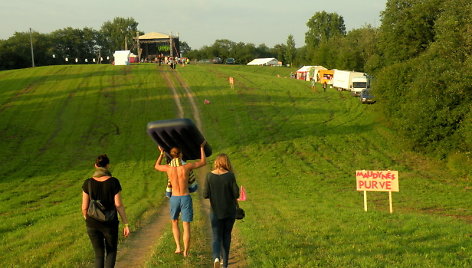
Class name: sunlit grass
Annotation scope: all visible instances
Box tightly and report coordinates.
[174,64,471,267]
[0,64,174,267]
[0,64,470,267]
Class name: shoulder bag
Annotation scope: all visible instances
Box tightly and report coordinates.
[235,202,245,220]
[87,179,116,222]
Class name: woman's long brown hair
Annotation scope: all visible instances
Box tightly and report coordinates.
[213,153,233,172]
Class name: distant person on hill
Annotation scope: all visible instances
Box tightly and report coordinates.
[323,81,327,92]
[81,154,130,268]
[154,141,207,257]
[203,153,240,268]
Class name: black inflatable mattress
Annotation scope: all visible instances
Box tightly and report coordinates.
[147,118,212,161]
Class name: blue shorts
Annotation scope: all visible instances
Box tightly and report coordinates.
[169,195,193,222]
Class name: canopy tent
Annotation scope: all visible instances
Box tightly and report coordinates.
[247,58,281,66]
[137,32,180,61]
[318,69,335,84]
[113,50,131,65]
[311,66,327,82]
[129,53,138,63]
[296,66,316,81]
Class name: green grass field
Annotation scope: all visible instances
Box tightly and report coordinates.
[0,64,470,267]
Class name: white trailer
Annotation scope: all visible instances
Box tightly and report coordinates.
[351,76,370,96]
[332,70,369,94]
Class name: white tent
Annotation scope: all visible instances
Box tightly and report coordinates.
[113,50,131,65]
[247,58,280,66]
[311,66,327,82]
[296,66,316,81]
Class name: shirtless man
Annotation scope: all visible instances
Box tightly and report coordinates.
[154,141,207,257]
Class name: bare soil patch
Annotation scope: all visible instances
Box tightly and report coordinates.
[115,202,169,268]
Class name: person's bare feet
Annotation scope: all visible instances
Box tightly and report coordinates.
[175,248,182,254]
[183,250,189,257]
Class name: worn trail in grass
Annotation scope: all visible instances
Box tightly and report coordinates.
[0,64,470,267]
[175,64,471,267]
[141,66,247,267]
[0,64,175,267]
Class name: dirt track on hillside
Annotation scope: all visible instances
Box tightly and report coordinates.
[115,66,247,267]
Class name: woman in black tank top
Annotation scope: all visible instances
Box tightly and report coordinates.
[81,154,130,267]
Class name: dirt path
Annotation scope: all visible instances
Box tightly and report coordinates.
[116,66,247,268]
[114,68,186,268]
[161,69,185,118]
[172,69,248,267]
[115,203,169,268]
[115,67,247,267]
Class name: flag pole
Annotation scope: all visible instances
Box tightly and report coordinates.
[29,28,35,68]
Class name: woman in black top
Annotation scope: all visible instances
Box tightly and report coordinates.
[81,154,130,268]
[203,154,240,268]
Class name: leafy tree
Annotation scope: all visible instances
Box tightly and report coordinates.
[179,41,191,57]
[377,0,442,66]
[234,42,256,64]
[331,26,378,72]
[432,0,472,63]
[304,11,346,66]
[374,0,472,154]
[187,40,259,64]
[293,46,308,67]
[331,36,358,71]
[50,27,103,63]
[0,31,52,70]
[255,43,272,58]
[212,39,236,60]
[100,17,139,54]
[0,32,33,69]
[305,11,346,48]
[272,44,287,65]
[311,41,336,68]
[285,35,296,66]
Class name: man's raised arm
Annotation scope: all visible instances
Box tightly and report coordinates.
[154,146,169,172]
[192,141,207,169]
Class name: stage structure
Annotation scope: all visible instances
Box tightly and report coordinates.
[137,32,180,62]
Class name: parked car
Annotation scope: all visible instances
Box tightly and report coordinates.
[211,57,223,64]
[225,58,236,64]
[197,59,211,64]
[360,90,376,104]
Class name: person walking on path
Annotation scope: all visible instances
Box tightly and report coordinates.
[82,154,130,268]
[164,147,198,198]
[203,153,240,268]
[154,141,207,257]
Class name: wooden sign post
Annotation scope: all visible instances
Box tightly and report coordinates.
[356,170,399,213]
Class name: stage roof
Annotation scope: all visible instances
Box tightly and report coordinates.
[138,32,172,40]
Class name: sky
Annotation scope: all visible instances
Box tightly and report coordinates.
[0,0,387,49]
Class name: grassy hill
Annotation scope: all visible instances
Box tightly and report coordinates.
[0,64,470,267]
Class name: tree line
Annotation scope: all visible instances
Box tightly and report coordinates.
[0,0,470,163]
[0,17,143,69]
[188,0,471,162]
[372,0,471,164]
